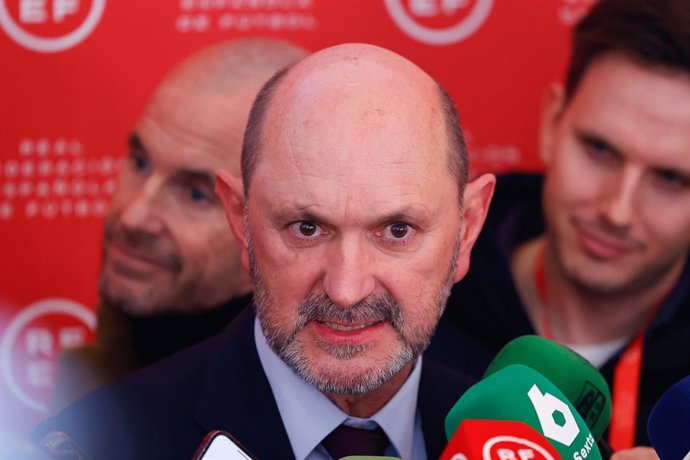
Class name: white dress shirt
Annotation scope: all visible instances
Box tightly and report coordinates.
[254,318,427,460]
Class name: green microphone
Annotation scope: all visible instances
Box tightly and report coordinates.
[445,364,602,460]
[484,335,611,441]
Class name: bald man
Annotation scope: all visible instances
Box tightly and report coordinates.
[34,43,495,460]
[51,38,307,412]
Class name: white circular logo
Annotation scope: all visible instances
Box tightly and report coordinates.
[483,436,557,460]
[0,0,106,53]
[384,0,494,45]
[0,298,95,412]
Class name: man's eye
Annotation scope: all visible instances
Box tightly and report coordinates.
[383,222,413,240]
[656,169,690,190]
[130,152,149,173]
[587,139,611,157]
[583,138,620,165]
[188,186,210,203]
[289,221,324,238]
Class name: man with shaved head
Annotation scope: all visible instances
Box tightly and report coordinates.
[34,43,495,460]
[51,38,307,412]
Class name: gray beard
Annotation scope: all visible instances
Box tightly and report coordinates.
[249,233,460,395]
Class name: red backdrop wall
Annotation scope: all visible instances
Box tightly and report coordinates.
[0,0,593,452]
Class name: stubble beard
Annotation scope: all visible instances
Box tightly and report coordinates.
[98,215,186,316]
[249,235,460,395]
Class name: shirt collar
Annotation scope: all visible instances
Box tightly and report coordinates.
[254,317,423,459]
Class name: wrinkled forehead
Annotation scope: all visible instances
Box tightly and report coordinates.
[258,46,450,182]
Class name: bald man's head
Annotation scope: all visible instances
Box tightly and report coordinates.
[241,43,468,200]
[149,38,308,176]
[216,44,494,407]
[164,38,307,91]
[99,38,308,316]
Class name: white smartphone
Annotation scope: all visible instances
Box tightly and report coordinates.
[192,430,257,460]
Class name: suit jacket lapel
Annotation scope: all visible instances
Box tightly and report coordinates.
[190,311,476,460]
[192,309,295,459]
[419,357,477,459]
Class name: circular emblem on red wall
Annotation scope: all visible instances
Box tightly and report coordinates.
[384,0,494,45]
[0,298,95,412]
[0,0,106,52]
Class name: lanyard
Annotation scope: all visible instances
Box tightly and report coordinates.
[534,247,656,451]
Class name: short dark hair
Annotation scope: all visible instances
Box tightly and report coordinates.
[437,83,469,204]
[240,65,290,198]
[566,0,690,101]
[241,66,469,203]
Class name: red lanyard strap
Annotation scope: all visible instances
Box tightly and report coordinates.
[608,334,644,450]
[533,247,657,450]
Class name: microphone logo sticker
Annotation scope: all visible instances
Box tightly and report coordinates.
[0,0,106,52]
[384,0,494,46]
[0,298,95,413]
[482,436,557,460]
[574,381,605,430]
[527,384,580,446]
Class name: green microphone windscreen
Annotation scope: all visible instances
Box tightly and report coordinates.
[446,364,602,460]
[484,335,611,440]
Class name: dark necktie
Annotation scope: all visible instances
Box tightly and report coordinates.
[321,423,389,459]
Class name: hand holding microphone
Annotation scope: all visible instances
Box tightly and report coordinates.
[609,447,659,460]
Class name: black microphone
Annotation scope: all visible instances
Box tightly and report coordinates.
[647,374,690,460]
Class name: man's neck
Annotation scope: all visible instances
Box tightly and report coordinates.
[511,236,678,345]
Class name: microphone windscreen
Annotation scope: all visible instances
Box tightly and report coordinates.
[648,374,690,460]
[446,364,602,460]
[441,419,563,460]
[485,335,611,440]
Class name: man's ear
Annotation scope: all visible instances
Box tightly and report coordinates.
[453,173,496,283]
[215,169,250,274]
[540,82,566,166]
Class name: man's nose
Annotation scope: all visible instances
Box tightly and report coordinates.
[322,236,376,308]
[117,179,166,236]
[600,166,641,228]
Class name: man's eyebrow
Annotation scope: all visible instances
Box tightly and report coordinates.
[172,169,216,189]
[275,205,431,227]
[574,128,622,157]
[127,132,215,187]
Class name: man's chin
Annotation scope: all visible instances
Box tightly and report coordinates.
[100,263,172,305]
[99,280,164,317]
[305,368,391,395]
[294,351,413,395]
[562,259,638,296]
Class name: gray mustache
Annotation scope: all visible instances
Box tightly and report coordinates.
[296,292,403,332]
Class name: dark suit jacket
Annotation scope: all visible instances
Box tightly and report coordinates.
[51,294,252,413]
[33,308,475,459]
